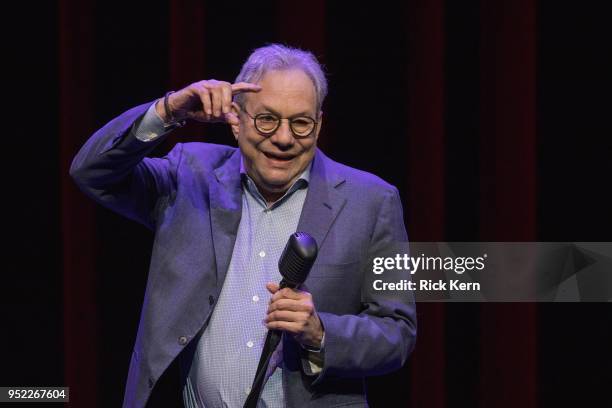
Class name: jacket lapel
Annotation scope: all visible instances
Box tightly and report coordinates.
[208,148,347,288]
[283,149,347,378]
[296,148,347,253]
[210,149,243,288]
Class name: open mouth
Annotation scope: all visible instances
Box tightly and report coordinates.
[263,152,295,161]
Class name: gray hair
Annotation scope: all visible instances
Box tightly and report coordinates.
[234,44,327,113]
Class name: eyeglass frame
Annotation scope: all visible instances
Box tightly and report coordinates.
[238,105,320,139]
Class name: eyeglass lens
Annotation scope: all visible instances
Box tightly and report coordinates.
[255,114,315,137]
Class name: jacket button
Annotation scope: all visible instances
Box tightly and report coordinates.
[209,295,215,305]
[178,336,188,346]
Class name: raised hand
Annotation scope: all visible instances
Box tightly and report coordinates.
[155,79,261,126]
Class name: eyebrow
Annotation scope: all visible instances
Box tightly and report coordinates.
[259,105,315,119]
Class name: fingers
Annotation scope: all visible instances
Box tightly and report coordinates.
[183,80,260,124]
[270,287,305,303]
[265,320,302,334]
[192,80,237,120]
[221,86,232,115]
[231,82,262,95]
[265,309,309,323]
[266,289,314,329]
[264,287,321,343]
[267,298,312,314]
[198,86,212,116]
[167,79,260,124]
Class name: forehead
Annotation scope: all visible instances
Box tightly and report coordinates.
[246,68,317,115]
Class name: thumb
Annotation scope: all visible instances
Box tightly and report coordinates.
[266,282,280,294]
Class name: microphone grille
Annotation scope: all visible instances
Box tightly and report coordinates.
[278,232,318,286]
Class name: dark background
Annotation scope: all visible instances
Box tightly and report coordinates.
[3,0,611,407]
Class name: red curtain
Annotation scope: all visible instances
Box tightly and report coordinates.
[59,1,542,406]
[59,0,98,406]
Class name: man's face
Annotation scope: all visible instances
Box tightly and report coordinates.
[231,69,322,198]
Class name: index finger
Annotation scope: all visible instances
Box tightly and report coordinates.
[268,298,310,313]
[270,287,302,303]
[231,82,262,95]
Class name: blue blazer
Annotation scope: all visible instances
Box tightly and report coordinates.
[70,101,417,408]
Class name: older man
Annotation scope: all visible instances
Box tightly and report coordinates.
[70,44,416,408]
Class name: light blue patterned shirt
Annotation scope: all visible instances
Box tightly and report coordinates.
[182,159,310,408]
[133,102,321,407]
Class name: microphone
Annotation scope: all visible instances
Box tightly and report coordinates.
[244,232,318,408]
[278,232,318,288]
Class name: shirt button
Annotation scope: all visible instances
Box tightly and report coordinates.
[209,295,215,305]
[259,251,266,258]
[178,336,188,346]
[252,295,259,302]
[247,340,254,348]
[245,386,251,395]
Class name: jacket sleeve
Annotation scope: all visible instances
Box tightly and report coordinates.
[311,186,417,385]
[69,100,183,230]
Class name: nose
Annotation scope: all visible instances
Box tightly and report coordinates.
[268,119,294,149]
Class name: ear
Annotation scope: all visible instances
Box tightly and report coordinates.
[230,102,241,140]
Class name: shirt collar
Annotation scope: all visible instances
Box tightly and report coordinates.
[240,155,312,208]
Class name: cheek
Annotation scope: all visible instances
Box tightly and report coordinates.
[298,142,317,160]
[239,132,262,154]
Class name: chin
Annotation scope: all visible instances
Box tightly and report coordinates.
[259,170,295,187]
[261,178,293,192]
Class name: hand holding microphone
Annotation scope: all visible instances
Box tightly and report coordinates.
[264,231,322,349]
[244,232,318,408]
[264,282,324,349]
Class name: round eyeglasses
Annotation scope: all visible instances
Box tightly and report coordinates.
[241,108,318,138]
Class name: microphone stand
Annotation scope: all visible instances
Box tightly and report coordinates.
[243,328,283,408]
